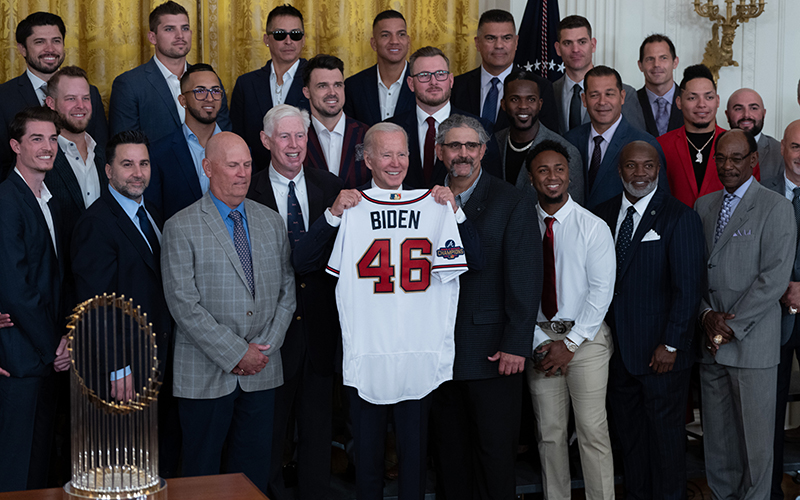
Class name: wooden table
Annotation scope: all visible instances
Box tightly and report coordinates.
[0,473,268,500]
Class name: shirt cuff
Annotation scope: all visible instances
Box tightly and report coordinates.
[324,207,342,227]
[110,365,132,381]
[664,345,677,352]
[454,207,466,224]
[566,331,587,347]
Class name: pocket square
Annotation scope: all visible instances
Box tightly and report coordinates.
[732,229,752,237]
[641,229,661,242]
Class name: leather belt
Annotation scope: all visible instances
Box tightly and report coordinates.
[537,321,575,335]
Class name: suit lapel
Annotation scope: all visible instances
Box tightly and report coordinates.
[618,189,664,279]
[284,59,307,105]
[16,73,41,107]
[590,120,628,200]
[364,67,382,125]
[252,170,279,212]
[462,173,489,221]
[711,182,756,255]
[145,58,181,128]
[464,69,482,116]
[107,191,159,273]
[52,149,86,210]
[255,64,275,114]
[201,195,252,290]
[14,175,57,257]
[637,88,657,136]
[305,125,329,172]
[396,66,415,116]
[174,132,204,199]
[305,171,325,221]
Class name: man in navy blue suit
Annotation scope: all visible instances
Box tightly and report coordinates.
[146,64,224,221]
[564,65,668,210]
[230,4,310,172]
[594,141,704,500]
[0,12,107,179]
[343,10,415,126]
[109,1,231,146]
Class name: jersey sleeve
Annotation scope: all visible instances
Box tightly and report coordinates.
[326,209,347,278]
[430,200,469,283]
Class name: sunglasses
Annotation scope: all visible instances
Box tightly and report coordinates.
[267,29,304,41]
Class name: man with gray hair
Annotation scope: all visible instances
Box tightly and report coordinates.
[246,104,343,500]
[430,113,540,499]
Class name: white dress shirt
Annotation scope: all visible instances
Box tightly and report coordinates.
[57,134,101,208]
[416,102,451,166]
[785,171,799,201]
[269,164,310,231]
[270,59,301,107]
[479,65,513,120]
[153,55,187,123]
[26,69,48,106]
[377,62,407,120]
[614,187,657,241]
[16,168,58,257]
[561,74,585,128]
[534,196,616,348]
[311,114,346,176]
[588,114,623,166]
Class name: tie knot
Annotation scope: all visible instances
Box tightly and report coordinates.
[593,136,604,146]
[289,180,296,192]
[490,76,500,87]
[793,187,800,199]
[723,193,736,204]
[656,96,668,108]
[545,216,556,229]
[136,206,147,218]
[426,116,436,127]
[626,206,636,217]
[572,83,581,95]
[229,209,242,223]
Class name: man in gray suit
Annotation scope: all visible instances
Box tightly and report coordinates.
[552,15,646,136]
[725,88,783,180]
[695,128,795,500]
[161,132,295,493]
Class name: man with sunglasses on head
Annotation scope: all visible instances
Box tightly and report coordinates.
[144,64,225,222]
[231,4,310,173]
[388,46,499,189]
[109,1,231,146]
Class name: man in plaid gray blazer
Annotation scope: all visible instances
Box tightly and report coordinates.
[161,131,295,493]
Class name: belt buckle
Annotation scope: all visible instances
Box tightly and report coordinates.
[550,321,566,334]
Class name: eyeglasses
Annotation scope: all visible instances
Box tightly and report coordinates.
[713,151,752,166]
[183,87,224,101]
[267,29,304,41]
[411,70,450,83]
[441,141,482,152]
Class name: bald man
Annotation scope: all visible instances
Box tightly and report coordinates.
[726,88,783,180]
[162,131,295,493]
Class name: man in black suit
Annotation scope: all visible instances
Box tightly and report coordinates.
[246,104,342,500]
[451,9,558,133]
[637,34,683,138]
[109,1,231,146]
[0,107,69,492]
[595,141,704,500]
[230,4,310,172]
[0,12,107,179]
[343,10,415,126]
[430,114,540,500]
[146,64,225,221]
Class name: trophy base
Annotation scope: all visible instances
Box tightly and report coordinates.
[63,478,167,499]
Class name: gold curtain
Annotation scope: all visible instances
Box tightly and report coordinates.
[0,0,478,112]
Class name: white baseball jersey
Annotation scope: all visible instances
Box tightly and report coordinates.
[326,188,468,404]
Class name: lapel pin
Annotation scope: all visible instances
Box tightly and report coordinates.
[651,210,656,215]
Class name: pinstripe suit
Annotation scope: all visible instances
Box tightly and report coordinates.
[161,191,295,491]
[695,179,795,500]
[595,187,705,500]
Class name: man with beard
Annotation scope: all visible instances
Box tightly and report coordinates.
[523,140,616,500]
[301,55,370,188]
[496,69,584,204]
[388,46,498,188]
[0,12,107,179]
[726,88,783,180]
[658,64,729,208]
[146,64,225,221]
[109,1,231,146]
[637,34,683,138]
[594,141,704,500]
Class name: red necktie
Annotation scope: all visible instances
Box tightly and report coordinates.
[423,116,436,185]
[541,216,558,320]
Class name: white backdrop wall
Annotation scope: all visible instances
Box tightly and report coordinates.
[482,0,800,139]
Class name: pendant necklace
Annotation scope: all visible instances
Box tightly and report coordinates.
[686,133,714,164]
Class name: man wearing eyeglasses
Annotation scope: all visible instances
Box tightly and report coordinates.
[231,4,310,173]
[388,46,499,189]
[695,128,795,500]
[109,1,231,146]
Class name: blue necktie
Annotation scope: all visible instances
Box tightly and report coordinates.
[136,206,159,257]
[287,181,306,249]
[229,210,254,297]
[481,77,500,123]
[655,97,669,136]
[616,206,636,273]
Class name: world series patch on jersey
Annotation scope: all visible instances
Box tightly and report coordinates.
[326,188,469,404]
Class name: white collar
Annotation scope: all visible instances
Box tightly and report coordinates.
[415,102,451,126]
[311,113,346,137]
[480,64,513,89]
[268,162,305,189]
[377,61,408,89]
[590,114,623,142]
[152,55,187,80]
[620,185,657,216]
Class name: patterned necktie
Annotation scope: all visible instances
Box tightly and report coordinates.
[655,97,669,136]
[136,206,160,257]
[229,210,254,297]
[541,217,558,320]
[482,77,500,123]
[793,187,800,243]
[714,193,736,244]
[588,135,604,191]
[37,82,47,105]
[423,116,436,185]
[616,206,636,272]
[287,180,306,249]
[569,84,582,131]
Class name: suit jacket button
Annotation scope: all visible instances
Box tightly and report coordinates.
[246,311,253,316]
[300,283,306,288]
[709,289,715,294]
[708,264,714,269]
[296,315,302,321]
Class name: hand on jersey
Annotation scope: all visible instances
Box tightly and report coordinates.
[488,351,526,375]
[535,341,574,377]
[234,343,271,376]
[330,190,363,217]
[431,185,458,213]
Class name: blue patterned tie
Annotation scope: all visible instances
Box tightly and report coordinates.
[481,77,500,123]
[136,206,160,257]
[615,206,636,272]
[655,97,669,136]
[229,210,254,297]
[714,193,736,244]
[287,181,306,249]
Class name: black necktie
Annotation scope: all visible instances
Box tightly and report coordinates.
[287,181,306,249]
[569,83,582,131]
[616,206,636,272]
[588,136,604,191]
[136,206,160,257]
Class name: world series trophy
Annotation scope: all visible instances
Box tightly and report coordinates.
[63,293,167,499]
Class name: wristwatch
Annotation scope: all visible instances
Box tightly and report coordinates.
[563,338,579,353]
